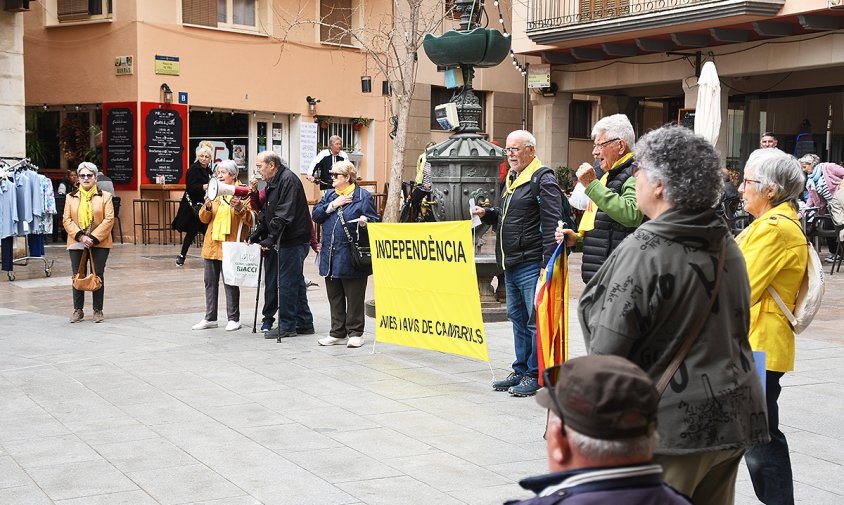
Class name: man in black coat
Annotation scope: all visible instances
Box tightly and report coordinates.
[248,151,314,341]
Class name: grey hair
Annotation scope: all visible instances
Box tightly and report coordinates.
[592,114,635,151]
[745,148,804,209]
[565,425,657,461]
[77,162,99,177]
[329,135,342,145]
[508,130,537,147]
[332,160,357,180]
[634,125,723,210]
[216,159,239,178]
[798,153,820,168]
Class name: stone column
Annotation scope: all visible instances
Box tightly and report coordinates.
[0,11,25,157]
[531,91,572,168]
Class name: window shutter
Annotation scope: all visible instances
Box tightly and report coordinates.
[57,0,90,18]
[320,0,352,45]
[182,0,218,27]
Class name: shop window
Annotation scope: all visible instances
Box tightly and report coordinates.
[430,86,486,132]
[25,109,61,169]
[49,0,112,23]
[320,0,361,46]
[569,100,592,139]
[183,0,262,32]
[188,111,250,180]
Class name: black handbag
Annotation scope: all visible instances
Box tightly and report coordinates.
[337,206,372,271]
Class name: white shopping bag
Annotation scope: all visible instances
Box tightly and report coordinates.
[222,218,263,288]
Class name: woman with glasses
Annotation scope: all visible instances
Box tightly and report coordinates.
[312,161,380,348]
[577,126,767,505]
[63,162,115,323]
[737,148,808,505]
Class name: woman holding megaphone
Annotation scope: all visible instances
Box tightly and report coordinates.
[191,160,253,332]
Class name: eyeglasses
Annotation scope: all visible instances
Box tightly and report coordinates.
[78,173,95,179]
[593,138,620,150]
[504,146,532,154]
[330,173,346,178]
[742,177,761,186]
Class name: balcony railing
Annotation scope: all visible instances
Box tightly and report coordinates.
[527,0,724,31]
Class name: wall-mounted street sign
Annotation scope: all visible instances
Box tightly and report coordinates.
[178,92,188,104]
[115,56,133,75]
[154,55,180,76]
[527,64,551,89]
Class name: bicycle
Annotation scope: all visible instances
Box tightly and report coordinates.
[399,180,438,223]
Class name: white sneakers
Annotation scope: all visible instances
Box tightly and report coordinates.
[226,320,242,331]
[318,336,365,348]
[192,320,218,330]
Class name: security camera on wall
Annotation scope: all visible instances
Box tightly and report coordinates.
[435,103,459,131]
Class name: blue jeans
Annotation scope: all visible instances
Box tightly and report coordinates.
[504,260,541,377]
[277,243,313,332]
[745,371,793,505]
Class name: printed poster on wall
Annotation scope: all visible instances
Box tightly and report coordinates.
[368,221,488,362]
[140,102,188,185]
[102,101,137,190]
[299,121,318,174]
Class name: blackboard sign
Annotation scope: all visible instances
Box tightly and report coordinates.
[143,105,185,184]
[678,108,695,130]
[104,106,134,185]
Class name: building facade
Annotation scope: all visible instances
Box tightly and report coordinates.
[511,0,844,173]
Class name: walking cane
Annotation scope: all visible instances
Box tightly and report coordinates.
[252,251,264,333]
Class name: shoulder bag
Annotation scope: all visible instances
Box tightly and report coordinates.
[655,237,726,395]
[184,192,203,216]
[337,202,372,272]
[72,248,103,291]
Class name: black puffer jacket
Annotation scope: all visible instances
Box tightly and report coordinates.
[481,168,562,270]
[581,157,638,282]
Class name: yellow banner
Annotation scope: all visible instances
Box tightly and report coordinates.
[368,221,488,362]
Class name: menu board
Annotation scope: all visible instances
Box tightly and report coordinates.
[102,102,137,189]
[140,102,188,184]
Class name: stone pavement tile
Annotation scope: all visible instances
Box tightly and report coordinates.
[283,446,404,483]
[91,383,173,407]
[196,369,287,395]
[0,455,31,488]
[363,410,458,444]
[55,489,161,505]
[279,373,365,398]
[359,377,445,401]
[39,398,128,426]
[344,351,426,372]
[429,431,539,467]
[4,434,101,468]
[245,388,333,412]
[320,364,402,384]
[485,458,548,483]
[385,452,511,491]
[380,362,473,387]
[0,484,53,505]
[793,483,844,505]
[321,391,412,416]
[127,463,245,505]
[134,371,218,391]
[791,451,844,497]
[336,476,465,505]
[71,417,159,446]
[197,402,294,428]
[447,483,532,505]
[328,427,437,459]
[167,385,252,409]
[182,497,263,505]
[239,423,343,453]
[25,459,138,501]
[95,437,199,473]
[282,406,381,433]
[119,398,211,426]
[789,430,844,463]
[0,412,70,443]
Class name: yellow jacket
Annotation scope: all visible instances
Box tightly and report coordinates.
[198,197,253,261]
[736,202,808,372]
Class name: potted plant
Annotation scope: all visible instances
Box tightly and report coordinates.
[352,117,372,131]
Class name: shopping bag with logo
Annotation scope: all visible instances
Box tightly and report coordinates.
[222,220,263,288]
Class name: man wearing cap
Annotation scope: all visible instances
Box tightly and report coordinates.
[506,355,691,505]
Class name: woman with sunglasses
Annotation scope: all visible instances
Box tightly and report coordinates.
[737,148,808,505]
[62,162,115,323]
[577,126,767,505]
[312,161,380,348]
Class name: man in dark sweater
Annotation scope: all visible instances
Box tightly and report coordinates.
[248,151,314,341]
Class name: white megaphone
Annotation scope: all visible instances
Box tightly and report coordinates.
[206,178,250,200]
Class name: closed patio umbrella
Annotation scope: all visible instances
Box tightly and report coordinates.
[694,61,721,147]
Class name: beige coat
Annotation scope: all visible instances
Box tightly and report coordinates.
[63,189,115,249]
[198,197,253,261]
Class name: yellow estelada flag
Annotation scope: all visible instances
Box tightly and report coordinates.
[368,221,488,362]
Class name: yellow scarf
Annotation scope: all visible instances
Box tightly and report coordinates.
[336,183,356,196]
[77,185,97,230]
[506,157,544,194]
[211,196,232,241]
[579,153,634,236]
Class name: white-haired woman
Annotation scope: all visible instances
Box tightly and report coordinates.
[173,145,213,266]
[738,149,808,505]
[577,126,767,505]
[63,162,115,323]
[191,160,252,332]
